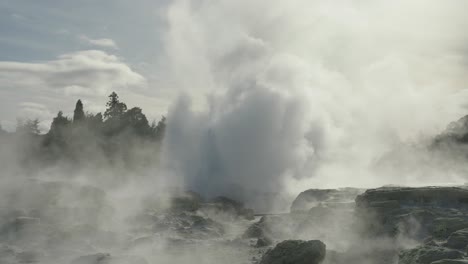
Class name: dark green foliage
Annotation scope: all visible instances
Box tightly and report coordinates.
[152,116,166,141]
[123,107,151,136]
[104,92,127,121]
[86,112,103,132]
[50,111,71,134]
[9,92,166,170]
[44,111,72,153]
[73,100,85,122]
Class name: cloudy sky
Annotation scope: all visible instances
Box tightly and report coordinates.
[0,0,173,131]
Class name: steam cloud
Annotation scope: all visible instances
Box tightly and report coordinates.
[161,0,468,209]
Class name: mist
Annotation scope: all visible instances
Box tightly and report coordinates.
[2,1,468,264]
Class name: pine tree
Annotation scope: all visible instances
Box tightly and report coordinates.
[153,116,166,141]
[50,111,71,133]
[73,99,85,122]
[104,92,127,120]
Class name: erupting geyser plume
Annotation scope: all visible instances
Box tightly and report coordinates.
[162,0,468,209]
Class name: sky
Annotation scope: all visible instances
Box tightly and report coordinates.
[0,0,172,131]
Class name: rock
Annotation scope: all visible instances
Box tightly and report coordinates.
[71,253,111,264]
[16,250,44,263]
[291,188,362,212]
[256,236,273,248]
[0,217,42,242]
[259,240,326,264]
[444,228,468,249]
[0,244,16,262]
[191,215,225,237]
[242,215,293,240]
[205,196,255,220]
[356,187,468,209]
[170,191,203,212]
[431,218,468,239]
[399,245,464,264]
[355,187,468,241]
[152,212,224,239]
[104,256,148,264]
[243,218,266,239]
[423,237,438,247]
[70,253,148,264]
[431,260,468,264]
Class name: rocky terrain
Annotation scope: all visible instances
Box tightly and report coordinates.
[0,179,467,264]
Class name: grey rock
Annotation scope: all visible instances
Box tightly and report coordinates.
[445,228,468,250]
[70,253,148,264]
[356,187,468,209]
[291,188,362,212]
[431,260,468,264]
[399,245,464,264]
[259,240,326,264]
[256,236,273,248]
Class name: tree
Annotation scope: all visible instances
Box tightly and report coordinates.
[73,100,85,122]
[123,107,151,136]
[104,92,127,120]
[16,119,40,135]
[45,111,71,152]
[50,111,71,134]
[152,116,166,141]
[87,112,103,131]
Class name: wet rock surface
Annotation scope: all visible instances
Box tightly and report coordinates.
[2,182,468,264]
[353,186,468,264]
[445,228,468,250]
[259,240,326,264]
[399,245,464,264]
[70,253,148,264]
[291,188,363,212]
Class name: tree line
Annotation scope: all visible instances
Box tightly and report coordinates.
[1,92,166,170]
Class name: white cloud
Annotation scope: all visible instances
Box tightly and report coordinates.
[79,35,119,49]
[0,50,146,131]
[0,50,145,95]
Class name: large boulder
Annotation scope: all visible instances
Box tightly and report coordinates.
[291,188,362,212]
[431,218,468,239]
[445,228,468,250]
[259,240,326,264]
[399,245,464,264]
[356,187,468,209]
[355,187,468,240]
